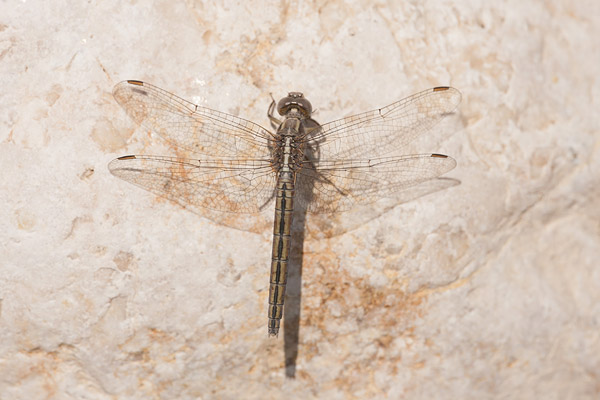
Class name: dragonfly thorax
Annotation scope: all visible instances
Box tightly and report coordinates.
[271,117,306,173]
[277,92,312,117]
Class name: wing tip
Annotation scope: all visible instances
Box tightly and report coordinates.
[108,155,137,174]
[116,155,137,160]
[433,86,460,93]
[113,80,145,95]
[431,153,457,171]
[113,80,144,90]
[432,86,462,109]
[430,153,457,170]
[126,80,144,86]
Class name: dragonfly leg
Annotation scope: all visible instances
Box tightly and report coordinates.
[268,94,282,129]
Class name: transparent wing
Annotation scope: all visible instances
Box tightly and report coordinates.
[296,154,456,213]
[308,87,461,160]
[110,82,459,216]
[112,80,274,160]
[304,178,460,239]
[109,155,277,213]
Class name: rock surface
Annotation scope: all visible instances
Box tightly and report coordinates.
[1,1,599,398]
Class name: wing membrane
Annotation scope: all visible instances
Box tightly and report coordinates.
[109,155,276,213]
[113,80,273,160]
[296,154,456,213]
[308,87,461,160]
[110,82,459,216]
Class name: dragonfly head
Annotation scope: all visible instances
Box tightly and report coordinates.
[277,92,312,117]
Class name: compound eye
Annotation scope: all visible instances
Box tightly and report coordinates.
[276,93,312,116]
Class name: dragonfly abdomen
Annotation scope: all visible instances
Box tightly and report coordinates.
[268,170,295,337]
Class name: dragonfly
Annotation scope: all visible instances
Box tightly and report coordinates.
[109,80,461,337]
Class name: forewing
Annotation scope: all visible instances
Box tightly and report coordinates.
[112,80,273,160]
[296,154,456,213]
[109,155,276,213]
[309,87,461,160]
